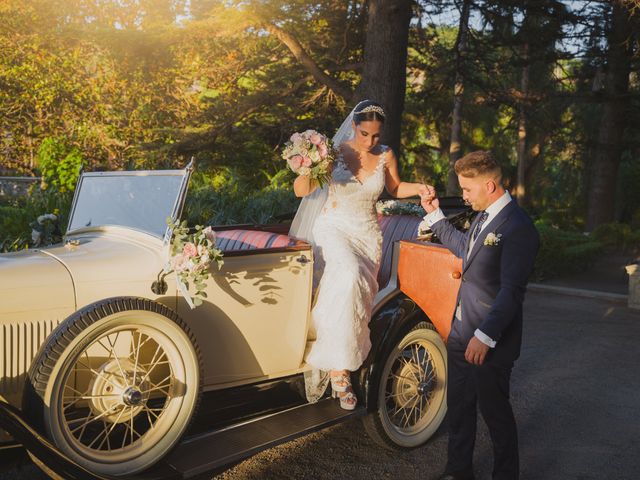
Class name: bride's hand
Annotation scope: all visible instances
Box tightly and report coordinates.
[419,185,439,213]
[293,174,318,197]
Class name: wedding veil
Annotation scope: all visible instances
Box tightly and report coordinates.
[288,108,356,242]
[291,108,357,403]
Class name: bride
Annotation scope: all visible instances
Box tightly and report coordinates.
[290,100,428,410]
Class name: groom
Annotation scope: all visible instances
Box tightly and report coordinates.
[420,151,539,480]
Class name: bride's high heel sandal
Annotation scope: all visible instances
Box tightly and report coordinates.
[332,389,357,410]
[330,374,350,393]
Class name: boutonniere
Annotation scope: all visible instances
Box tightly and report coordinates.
[483,232,502,246]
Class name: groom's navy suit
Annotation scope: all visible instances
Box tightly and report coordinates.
[430,198,539,480]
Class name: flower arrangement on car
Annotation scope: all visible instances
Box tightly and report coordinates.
[376,199,425,217]
[30,210,62,247]
[151,218,224,308]
[282,129,335,187]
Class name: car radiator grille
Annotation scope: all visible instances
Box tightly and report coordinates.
[1,319,61,395]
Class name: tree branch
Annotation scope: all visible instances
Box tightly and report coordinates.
[263,24,353,101]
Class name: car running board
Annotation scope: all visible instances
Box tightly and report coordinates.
[141,397,365,479]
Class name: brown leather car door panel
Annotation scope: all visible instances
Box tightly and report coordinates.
[397,240,462,341]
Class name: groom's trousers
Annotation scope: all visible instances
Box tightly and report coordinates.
[445,346,519,480]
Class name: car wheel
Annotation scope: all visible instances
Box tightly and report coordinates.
[363,322,447,450]
[24,297,202,477]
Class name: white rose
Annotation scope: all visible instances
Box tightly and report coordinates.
[202,226,216,243]
[31,229,42,244]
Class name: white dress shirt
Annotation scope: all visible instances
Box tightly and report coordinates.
[422,191,512,347]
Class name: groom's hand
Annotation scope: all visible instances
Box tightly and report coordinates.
[419,185,439,213]
[465,336,490,365]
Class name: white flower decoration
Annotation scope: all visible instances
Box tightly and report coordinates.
[31,229,42,244]
[484,232,502,246]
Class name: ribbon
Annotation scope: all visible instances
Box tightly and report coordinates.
[176,274,196,310]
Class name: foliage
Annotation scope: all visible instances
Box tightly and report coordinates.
[533,222,603,280]
[592,223,640,252]
[0,189,72,252]
[0,0,637,235]
[184,170,300,226]
[37,137,83,192]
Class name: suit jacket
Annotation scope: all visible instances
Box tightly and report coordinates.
[431,200,540,366]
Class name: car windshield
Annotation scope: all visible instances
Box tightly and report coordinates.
[67,171,188,238]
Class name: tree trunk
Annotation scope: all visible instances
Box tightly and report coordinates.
[586,3,633,231]
[447,0,472,196]
[515,42,530,205]
[356,0,412,153]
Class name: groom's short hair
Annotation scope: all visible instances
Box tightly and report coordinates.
[455,150,502,183]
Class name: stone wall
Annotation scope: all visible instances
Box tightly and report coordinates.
[0,177,40,198]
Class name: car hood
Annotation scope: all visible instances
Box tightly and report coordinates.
[0,248,75,323]
[41,228,168,309]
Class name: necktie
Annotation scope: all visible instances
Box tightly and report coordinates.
[472,211,489,240]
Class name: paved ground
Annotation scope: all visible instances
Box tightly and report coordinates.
[2,290,639,480]
[210,290,640,480]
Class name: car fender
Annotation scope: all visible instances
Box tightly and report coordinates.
[359,292,429,412]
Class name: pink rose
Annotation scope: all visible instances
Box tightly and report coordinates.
[318,144,328,158]
[290,133,302,143]
[171,253,186,272]
[309,133,322,145]
[288,155,303,170]
[183,242,197,258]
[193,260,208,273]
[203,226,216,243]
[302,156,312,167]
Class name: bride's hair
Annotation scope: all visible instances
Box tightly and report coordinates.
[353,100,385,125]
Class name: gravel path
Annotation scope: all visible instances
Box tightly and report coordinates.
[2,291,640,480]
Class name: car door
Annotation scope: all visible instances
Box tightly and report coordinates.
[397,240,463,341]
[181,245,314,387]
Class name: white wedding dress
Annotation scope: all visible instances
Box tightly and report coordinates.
[305,146,388,372]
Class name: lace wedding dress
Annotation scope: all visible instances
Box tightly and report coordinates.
[305,146,388,372]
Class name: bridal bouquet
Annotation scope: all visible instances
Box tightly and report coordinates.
[282,129,335,187]
[152,218,224,308]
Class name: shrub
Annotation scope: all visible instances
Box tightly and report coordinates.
[0,189,72,252]
[183,171,299,226]
[533,221,603,280]
[37,137,83,193]
[591,223,639,252]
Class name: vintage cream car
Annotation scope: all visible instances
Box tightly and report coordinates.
[0,165,465,479]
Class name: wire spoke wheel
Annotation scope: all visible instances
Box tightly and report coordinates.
[58,325,182,456]
[383,339,441,433]
[26,298,202,477]
[364,322,447,450]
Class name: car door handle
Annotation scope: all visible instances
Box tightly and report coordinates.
[296,255,311,264]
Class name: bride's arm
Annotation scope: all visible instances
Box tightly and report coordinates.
[293,174,319,197]
[384,149,427,198]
